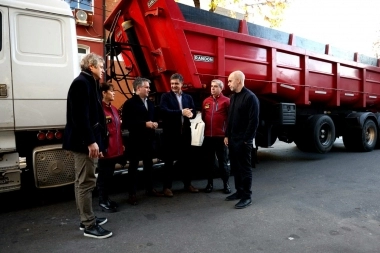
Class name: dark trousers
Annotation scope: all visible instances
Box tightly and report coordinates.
[203,137,230,184]
[163,132,192,189]
[229,141,253,199]
[127,142,154,195]
[97,157,119,201]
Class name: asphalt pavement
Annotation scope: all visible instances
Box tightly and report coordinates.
[1,139,380,253]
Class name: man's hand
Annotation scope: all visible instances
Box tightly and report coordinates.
[88,142,100,158]
[146,121,158,129]
[224,137,228,146]
[182,108,193,118]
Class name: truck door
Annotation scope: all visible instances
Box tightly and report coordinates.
[0,6,16,151]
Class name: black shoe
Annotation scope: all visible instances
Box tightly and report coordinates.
[79,217,107,231]
[99,200,117,213]
[204,183,213,193]
[223,182,231,194]
[234,198,252,209]
[109,199,118,208]
[127,195,138,205]
[225,192,242,201]
[84,224,112,239]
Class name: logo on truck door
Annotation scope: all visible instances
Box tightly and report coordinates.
[194,55,214,63]
[147,0,158,8]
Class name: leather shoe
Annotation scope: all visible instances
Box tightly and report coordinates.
[163,188,173,197]
[235,198,252,209]
[99,200,117,213]
[225,192,242,201]
[223,182,231,194]
[146,189,164,197]
[204,183,213,193]
[127,195,138,205]
[186,185,199,193]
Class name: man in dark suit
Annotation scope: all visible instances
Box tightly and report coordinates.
[122,77,163,205]
[160,73,199,197]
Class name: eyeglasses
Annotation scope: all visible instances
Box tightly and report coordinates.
[170,82,180,85]
[141,86,150,89]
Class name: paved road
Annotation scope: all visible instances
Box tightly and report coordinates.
[1,139,380,253]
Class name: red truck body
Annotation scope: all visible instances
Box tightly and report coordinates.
[105,0,380,153]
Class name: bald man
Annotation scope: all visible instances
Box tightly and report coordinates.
[224,70,260,209]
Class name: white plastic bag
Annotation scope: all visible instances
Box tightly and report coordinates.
[190,112,205,146]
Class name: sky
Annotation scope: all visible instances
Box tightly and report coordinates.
[177,0,380,56]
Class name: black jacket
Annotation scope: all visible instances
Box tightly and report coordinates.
[226,87,260,144]
[160,91,196,138]
[63,71,107,154]
[122,94,156,140]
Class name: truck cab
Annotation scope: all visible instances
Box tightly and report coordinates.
[0,0,78,192]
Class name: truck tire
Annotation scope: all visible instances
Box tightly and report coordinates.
[358,119,377,152]
[307,115,336,153]
[344,119,377,152]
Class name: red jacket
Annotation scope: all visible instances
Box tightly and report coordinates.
[101,101,124,159]
[202,94,230,137]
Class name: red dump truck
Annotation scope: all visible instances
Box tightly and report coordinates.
[104,0,380,154]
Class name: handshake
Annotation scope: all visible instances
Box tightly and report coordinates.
[182,108,193,118]
[146,121,158,129]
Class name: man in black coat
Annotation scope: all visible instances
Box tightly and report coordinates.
[122,77,163,205]
[160,73,199,197]
[63,53,112,239]
[224,70,260,209]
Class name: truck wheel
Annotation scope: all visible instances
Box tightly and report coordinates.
[359,119,377,152]
[307,114,336,153]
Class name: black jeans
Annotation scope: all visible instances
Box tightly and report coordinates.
[162,132,192,189]
[127,141,155,195]
[202,137,230,183]
[229,141,253,199]
[97,157,120,201]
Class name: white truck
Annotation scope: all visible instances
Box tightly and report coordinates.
[0,0,78,193]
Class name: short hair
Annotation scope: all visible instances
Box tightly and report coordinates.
[100,82,114,93]
[211,79,224,90]
[80,53,105,71]
[132,77,151,91]
[170,73,184,83]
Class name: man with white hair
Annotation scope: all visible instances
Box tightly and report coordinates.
[224,70,260,209]
[202,79,231,194]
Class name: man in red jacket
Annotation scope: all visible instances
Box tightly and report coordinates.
[202,79,231,194]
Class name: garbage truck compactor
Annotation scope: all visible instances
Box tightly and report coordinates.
[105,0,380,156]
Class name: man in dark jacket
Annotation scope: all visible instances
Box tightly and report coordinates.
[202,79,231,194]
[122,77,163,205]
[160,73,199,197]
[63,53,112,239]
[224,70,260,209]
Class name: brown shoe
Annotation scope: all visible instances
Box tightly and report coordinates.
[163,188,173,197]
[127,195,138,205]
[146,189,164,197]
[187,185,199,193]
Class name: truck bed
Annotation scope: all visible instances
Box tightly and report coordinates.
[105,0,380,110]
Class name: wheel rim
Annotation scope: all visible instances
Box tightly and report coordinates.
[365,125,376,146]
[319,123,333,146]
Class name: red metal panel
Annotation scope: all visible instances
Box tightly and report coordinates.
[104,0,380,109]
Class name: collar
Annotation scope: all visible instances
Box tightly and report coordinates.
[102,101,111,107]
